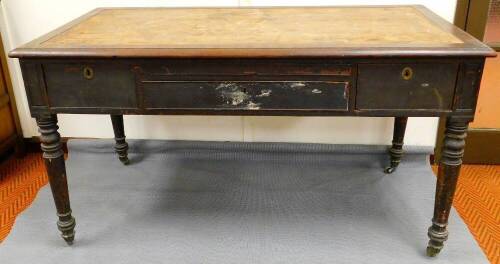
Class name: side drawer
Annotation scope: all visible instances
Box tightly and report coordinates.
[356,63,459,110]
[43,63,137,108]
[143,81,349,110]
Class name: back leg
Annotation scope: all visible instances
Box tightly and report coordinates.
[110,115,129,165]
[385,117,408,174]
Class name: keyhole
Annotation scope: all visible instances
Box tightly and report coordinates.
[83,66,94,80]
[402,67,413,80]
[243,88,248,94]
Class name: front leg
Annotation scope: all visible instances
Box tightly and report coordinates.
[385,117,408,173]
[36,114,76,245]
[110,114,129,165]
[426,117,469,257]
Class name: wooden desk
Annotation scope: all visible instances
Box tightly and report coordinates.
[10,6,495,257]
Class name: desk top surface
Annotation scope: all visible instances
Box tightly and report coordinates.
[10,6,495,58]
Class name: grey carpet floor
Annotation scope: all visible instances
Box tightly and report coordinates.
[0,140,488,264]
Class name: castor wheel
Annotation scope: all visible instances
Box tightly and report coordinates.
[426,246,441,257]
[119,156,130,165]
[384,166,397,174]
[64,237,74,246]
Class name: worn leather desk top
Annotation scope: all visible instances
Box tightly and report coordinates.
[10,6,495,58]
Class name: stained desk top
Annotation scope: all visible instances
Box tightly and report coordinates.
[10,6,495,58]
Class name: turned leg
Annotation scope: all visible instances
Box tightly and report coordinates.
[426,117,469,257]
[110,114,129,165]
[385,117,408,173]
[36,114,76,245]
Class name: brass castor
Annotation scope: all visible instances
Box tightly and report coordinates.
[426,246,441,257]
[385,146,402,174]
[427,222,447,258]
[63,235,74,246]
[57,213,76,245]
[119,156,130,165]
[384,165,397,174]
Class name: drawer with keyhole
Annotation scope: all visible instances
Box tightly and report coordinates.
[43,63,137,108]
[356,63,459,110]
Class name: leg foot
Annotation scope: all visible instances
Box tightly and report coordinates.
[385,117,407,174]
[110,115,129,165]
[385,145,403,173]
[426,222,448,257]
[426,245,441,257]
[58,211,76,245]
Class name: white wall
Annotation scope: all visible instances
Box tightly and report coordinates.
[0,0,457,146]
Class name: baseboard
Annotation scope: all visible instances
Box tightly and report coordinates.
[463,129,500,164]
[25,134,499,164]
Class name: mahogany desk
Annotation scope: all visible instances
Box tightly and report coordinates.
[10,6,495,257]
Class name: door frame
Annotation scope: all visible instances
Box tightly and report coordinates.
[0,32,24,156]
[435,0,500,164]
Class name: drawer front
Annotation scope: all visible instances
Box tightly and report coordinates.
[43,63,137,108]
[139,60,352,77]
[356,63,458,110]
[143,81,349,110]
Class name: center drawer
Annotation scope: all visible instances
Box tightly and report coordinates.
[142,81,349,110]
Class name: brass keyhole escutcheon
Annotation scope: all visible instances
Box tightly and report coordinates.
[402,67,413,80]
[83,66,94,80]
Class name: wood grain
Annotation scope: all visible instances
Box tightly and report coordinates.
[41,7,462,48]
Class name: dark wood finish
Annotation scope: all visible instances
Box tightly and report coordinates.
[43,63,137,108]
[357,63,458,110]
[454,61,485,111]
[143,81,349,110]
[36,114,75,245]
[9,6,495,257]
[427,117,470,257]
[110,114,129,165]
[385,117,408,174]
[16,57,490,118]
